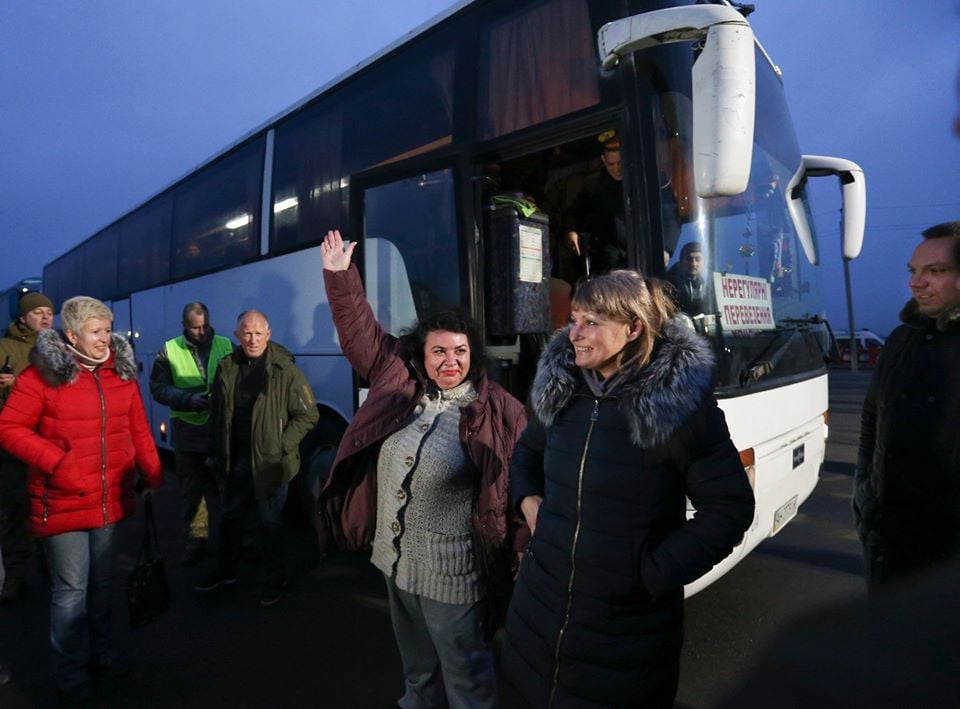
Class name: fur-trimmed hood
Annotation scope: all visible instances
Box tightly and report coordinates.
[30,329,138,387]
[531,320,715,448]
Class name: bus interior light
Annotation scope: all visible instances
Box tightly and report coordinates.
[225,214,252,230]
[273,197,298,213]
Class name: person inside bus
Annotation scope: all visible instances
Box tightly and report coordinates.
[150,302,233,566]
[319,229,527,709]
[0,296,162,703]
[563,130,628,277]
[0,291,54,604]
[666,241,711,315]
[501,269,754,708]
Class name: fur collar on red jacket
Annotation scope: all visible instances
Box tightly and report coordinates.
[30,329,138,386]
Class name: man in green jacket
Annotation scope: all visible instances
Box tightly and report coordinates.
[150,302,233,564]
[195,309,318,606]
[0,291,54,603]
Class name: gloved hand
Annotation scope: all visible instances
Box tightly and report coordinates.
[188,394,210,411]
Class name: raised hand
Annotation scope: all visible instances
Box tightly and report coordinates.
[321,229,357,272]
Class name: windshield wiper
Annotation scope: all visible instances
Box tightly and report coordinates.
[737,315,827,385]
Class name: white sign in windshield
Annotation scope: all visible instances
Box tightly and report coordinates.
[714,273,775,331]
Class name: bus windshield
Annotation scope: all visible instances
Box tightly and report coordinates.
[650,46,829,394]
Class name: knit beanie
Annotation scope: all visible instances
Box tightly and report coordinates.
[19,292,54,316]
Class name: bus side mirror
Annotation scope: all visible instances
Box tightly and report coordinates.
[598,5,756,198]
[785,155,867,265]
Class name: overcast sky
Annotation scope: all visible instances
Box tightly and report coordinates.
[1,0,958,336]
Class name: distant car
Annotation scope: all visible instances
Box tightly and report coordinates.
[833,329,885,366]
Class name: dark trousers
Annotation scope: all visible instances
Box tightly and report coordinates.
[0,455,30,586]
[217,455,288,581]
[385,577,497,709]
[173,449,220,542]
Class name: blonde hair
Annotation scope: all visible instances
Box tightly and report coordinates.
[61,296,113,335]
[571,270,676,372]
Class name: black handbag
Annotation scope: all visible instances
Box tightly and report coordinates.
[127,496,169,628]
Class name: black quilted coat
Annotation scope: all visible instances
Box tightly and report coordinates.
[502,322,754,708]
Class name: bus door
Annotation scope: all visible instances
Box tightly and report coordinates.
[473,129,630,394]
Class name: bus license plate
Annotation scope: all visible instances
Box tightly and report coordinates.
[772,495,799,535]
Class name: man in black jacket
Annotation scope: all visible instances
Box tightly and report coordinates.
[854,221,960,590]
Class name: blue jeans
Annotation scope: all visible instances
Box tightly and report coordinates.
[44,525,119,690]
[385,577,497,709]
[218,455,288,581]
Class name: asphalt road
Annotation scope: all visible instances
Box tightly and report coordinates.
[0,370,871,708]
[676,370,870,707]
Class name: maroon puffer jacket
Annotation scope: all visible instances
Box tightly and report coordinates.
[320,266,528,562]
[0,329,162,537]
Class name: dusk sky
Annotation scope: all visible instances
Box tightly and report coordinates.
[1,1,958,336]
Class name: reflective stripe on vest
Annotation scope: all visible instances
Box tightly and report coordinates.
[166,335,233,426]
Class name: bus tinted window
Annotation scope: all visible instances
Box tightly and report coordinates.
[119,196,172,295]
[271,39,454,254]
[171,139,264,279]
[44,252,81,308]
[271,104,344,253]
[478,0,599,140]
[363,168,458,335]
[342,41,454,173]
[81,227,120,300]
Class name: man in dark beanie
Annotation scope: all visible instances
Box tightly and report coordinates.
[0,290,54,603]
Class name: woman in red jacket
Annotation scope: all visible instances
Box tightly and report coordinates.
[320,229,527,708]
[0,296,162,703]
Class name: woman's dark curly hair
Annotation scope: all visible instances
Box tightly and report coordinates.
[405,310,486,384]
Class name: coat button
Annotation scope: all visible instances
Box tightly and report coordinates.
[396,489,406,500]
[354,440,362,448]
[419,423,429,432]
[404,456,414,467]
[390,521,401,533]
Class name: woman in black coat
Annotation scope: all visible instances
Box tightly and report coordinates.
[502,270,755,708]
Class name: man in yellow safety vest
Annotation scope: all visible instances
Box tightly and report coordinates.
[150,302,233,564]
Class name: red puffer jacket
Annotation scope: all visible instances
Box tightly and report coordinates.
[0,329,162,537]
